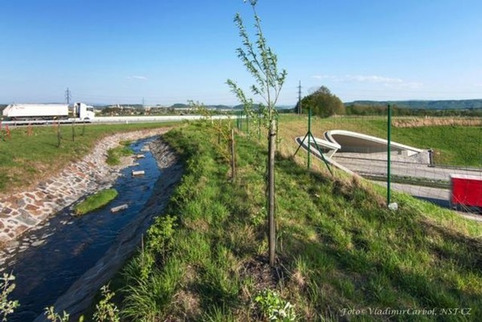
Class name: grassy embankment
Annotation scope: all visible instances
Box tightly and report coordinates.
[113,121,481,321]
[278,115,481,167]
[73,188,119,216]
[0,123,175,194]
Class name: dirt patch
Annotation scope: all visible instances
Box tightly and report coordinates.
[240,255,287,293]
[393,117,481,128]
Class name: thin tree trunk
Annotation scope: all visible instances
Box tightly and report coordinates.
[268,118,276,266]
[71,120,75,142]
[57,120,61,147]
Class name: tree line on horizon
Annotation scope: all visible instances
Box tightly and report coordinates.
[294,86,482,117]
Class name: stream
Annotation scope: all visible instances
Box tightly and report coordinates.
[1,137,167,321]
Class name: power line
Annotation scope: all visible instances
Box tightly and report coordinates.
[65,88,72,104]
[298,80,302,114]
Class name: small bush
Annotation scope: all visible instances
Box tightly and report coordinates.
[44,306,69,322]
[93,284,120,322]
[254,289,297,321]
[0,273,19,321]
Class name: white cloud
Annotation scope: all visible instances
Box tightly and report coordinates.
[346,75,403,84]
[311,75,326,80]
[127,75,148,81]
[311,74,421,89]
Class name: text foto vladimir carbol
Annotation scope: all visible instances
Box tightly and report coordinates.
[340,307,472,317]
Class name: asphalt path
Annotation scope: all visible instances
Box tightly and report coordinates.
[332,153,482,220]
[371,180,482,221]
[333,154,482,182]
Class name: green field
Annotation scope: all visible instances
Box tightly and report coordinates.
[1,116,478,195]
[110,122,481,321]
[0,123,175,194]
[1,117,480,320]
[278,115,482,167]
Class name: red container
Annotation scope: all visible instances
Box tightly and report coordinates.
[450,174,482,208]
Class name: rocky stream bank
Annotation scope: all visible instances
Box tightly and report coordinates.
[0,128,170,260]
[0,128,184,320]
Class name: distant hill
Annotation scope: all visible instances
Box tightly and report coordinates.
[345,99,482,110]
[171,103,233,110]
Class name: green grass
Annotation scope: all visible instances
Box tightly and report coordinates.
[1,116,480,319]
[74,188,119,215]
[106,141,134,166]
[391,124,482,167]
[278,114,482,167]
[114,122,481,321]
[0,123,175,194]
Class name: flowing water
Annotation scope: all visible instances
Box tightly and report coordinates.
[2,137,163,321]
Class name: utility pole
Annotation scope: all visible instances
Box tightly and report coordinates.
[298,81,302,114]
[65,88,72,105]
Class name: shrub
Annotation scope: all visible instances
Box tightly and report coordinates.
[0,273,19,321]
[254,289,296,321]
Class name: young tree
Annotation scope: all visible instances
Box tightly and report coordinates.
[227,0,287,266]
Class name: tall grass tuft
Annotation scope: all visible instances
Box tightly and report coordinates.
[73,188,118,215]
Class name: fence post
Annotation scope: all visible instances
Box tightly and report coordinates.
[71,120,75,142]
[230,128,236,181]
[428,148,434,167]
[307,108,312,169]
[387,104,391,206]
[57,119,61,147]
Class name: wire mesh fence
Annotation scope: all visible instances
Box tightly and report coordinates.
[280,107,482,215]
[322,110,482,214]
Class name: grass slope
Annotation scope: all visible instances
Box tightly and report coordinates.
[74,188,118,215]
[116,123,481,321]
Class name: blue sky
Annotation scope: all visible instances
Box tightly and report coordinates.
[1,0,481,105]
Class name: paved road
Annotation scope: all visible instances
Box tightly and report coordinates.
[371,180,450,206]
[1,114,238,126]
[371,181,482,222]
[332,153,482,220]
[333,154,482,182]
[300,138,481,220]
[92,115,235,124]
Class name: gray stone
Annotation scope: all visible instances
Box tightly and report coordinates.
[17,212,39,226]
[31,240,45,247]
